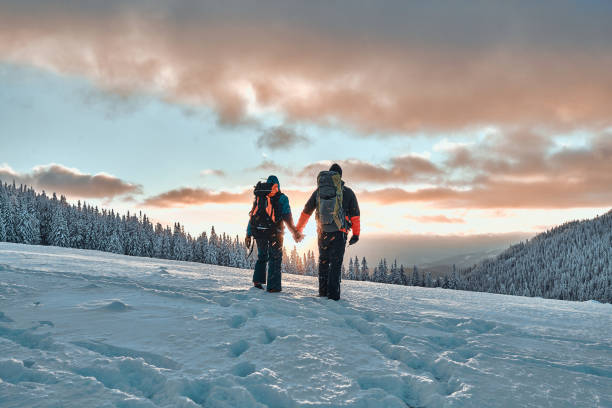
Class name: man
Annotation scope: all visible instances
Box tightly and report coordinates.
[246,175,301,292]
[296,163,360,300]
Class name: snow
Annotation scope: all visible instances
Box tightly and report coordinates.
[0,243,611,408]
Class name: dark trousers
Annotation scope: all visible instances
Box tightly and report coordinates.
[253,234,283,291]
[318,231,347,300]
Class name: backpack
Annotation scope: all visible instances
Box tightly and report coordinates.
[249,181,281,238]
[316,170,346,232]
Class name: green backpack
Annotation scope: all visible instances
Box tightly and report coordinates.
[316,170,346,232]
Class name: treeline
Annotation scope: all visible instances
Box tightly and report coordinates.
[458,210,612,303]
[282,248,459,289]
[0,182,252,268]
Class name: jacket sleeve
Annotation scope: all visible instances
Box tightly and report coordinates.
[296,190,317,233]
[303,190,318,215]
[279,194,297,233]
[279,194,292,216]
[345,188,361,236]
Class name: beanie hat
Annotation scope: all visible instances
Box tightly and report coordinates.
[329,163,342,177]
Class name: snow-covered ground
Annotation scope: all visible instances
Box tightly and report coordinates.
[0,243,610,408]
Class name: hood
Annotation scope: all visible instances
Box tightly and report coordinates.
[267,175,280,190]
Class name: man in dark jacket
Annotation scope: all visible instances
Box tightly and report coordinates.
[246,175,301,292]
[295,163,360,300]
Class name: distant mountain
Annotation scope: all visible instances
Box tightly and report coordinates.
[419,246,507,276]
[459,210,612,303]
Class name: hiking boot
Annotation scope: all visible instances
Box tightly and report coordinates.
[267,288,281,293]
[253,282,264,289]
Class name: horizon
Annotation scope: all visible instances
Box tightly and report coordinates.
[1,1,611,264]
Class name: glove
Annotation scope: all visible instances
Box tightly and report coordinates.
[348,235,359,245]
[245,235,252,248]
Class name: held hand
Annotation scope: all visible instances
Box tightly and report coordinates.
[348,235,359,245]
[293,230,304,243]
[245,235,252,248]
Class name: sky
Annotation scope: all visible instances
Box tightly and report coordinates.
[1,0,611,265]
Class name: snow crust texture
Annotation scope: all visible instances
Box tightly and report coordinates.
[0,243,611,407]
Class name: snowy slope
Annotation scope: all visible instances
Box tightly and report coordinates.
[459,210,612,302]
[0,243,611,408]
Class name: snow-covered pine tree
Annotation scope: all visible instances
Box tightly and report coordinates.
[172,223,188,261]
[399,265,408,285]
[412,266,420,286]
[390,260,402,284]
[0,207,6,242]
[49,205,69,247]
[425,272,433,287]
[361,257,369,281]
[207,226,218,264]
[16,198,41,245]
[107,230,123,254]
[347,257,354,280]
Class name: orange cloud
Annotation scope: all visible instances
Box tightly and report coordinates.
[406,215,465,224]
[148,132,612,210]
[142,188,252,208]
[0,163,142,199]
[298,158,441,184]
[361,180,612,209]
[0,3,611,132]
[142,187,313,209]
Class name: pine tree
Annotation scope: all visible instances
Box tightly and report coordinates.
[49,206,69,247]
[207,226,218,264]
[412,266,420,286]
[107,230,123,254]
[0,190,7,242]
[16,199,41,245]
[390,260,402,284]
[0,209,6,242]
[361,257,369,281]
[425,272,433,287]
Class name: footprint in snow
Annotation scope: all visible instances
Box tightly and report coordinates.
[99,301,133,312]
[261,327,286,344]
[228,315,247,329]
[0,311,14,322]
[231,361,256,377]
[228,340,249,357]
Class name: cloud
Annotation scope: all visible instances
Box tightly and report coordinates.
[140,131,612,210]
[256,126,309,150]
[142,188,251,208]
[200,169,226,177]
[247,160,295,177]
[0,163,142,199]
[141,186,313,209]
[0,1,611,132]
[406,215,465,224]
[361,179,612,210]
[298,157,441,184]
[346,131,612,209]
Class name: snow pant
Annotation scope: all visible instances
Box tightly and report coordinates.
[253,234,284,291]
[318,231,347,300]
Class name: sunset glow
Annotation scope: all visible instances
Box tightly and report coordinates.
[1,0,611,262]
